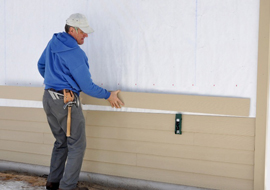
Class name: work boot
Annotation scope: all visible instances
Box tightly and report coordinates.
[58,187,88,190]
[46,181,60,190]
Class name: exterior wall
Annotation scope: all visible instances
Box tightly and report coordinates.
[81,111,255,190]
[255,0,270,189]
[0,0,268,189]
[0,88,254,189]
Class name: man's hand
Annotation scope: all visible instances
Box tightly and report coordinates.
[107,90,124,108]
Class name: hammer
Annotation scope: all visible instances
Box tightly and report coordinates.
[63,90,78,137]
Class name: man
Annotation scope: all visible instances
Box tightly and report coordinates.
[38,13,124,190]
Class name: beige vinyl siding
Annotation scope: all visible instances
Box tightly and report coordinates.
[0,86,44,101]
[0,120,48,133]
[83,137,254,165]
[0,86,250,117]
[86,111,255,136]
[82,161,253,190]
[84,111,254,183]
[0,106,254,190]
[81,91,250,116]
[0,106,47,122]
[0,150,50,166]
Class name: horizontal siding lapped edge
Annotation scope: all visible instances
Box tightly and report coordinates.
[14,133,255,165]
[136,154,254,180]
[86,123,255,137]
[86,149,255,177]
[0,139,52,156]
[83,126,255,151]
[0,129,45,144]
[0,146,138,168]
[0,143,253,189]
[0,148,254,183]
[0,149,50,162]
[0,109,255,136]
[0,86,44,101]
[0,138,254,168]
[0,150,50,167]
[0,86,250,116]
[82,159,253,181]
[84,137,255,165]
[82,160,253,190]
[81,91,250,116]
[85,111,255,136]
[0,107,47,122]
[0,120,49,134]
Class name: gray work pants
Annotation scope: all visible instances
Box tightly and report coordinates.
[42,90,86,190]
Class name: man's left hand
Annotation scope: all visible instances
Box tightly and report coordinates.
[107,90,124,108]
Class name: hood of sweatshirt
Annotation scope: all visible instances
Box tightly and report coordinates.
[50,32,79,53]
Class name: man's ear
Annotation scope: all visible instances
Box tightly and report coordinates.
[68,27,74,35]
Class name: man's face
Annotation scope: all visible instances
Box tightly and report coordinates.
[69,27,88,45]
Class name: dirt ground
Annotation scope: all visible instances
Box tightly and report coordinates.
[0,171,128,190]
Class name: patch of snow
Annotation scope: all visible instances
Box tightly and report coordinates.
[0,180,44,190]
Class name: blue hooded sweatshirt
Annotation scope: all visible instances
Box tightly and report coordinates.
[38,32,110,99]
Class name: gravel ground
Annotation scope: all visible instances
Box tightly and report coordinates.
[0,171,128,190]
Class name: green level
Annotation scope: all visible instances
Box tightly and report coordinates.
[175,114,182,135]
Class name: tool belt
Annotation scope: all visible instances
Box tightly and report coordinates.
[47,89,64,99]
[47,88,79,108]
[48,89,79,137]
[63,89,75,104]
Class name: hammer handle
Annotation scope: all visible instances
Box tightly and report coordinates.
[67,106,71,137]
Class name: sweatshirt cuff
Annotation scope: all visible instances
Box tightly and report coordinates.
[105,92,111,100]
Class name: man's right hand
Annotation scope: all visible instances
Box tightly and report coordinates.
[107,90,124,108]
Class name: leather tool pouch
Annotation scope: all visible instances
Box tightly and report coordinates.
[63,89,75,104]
